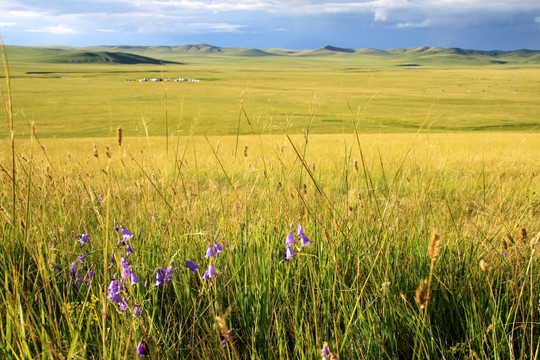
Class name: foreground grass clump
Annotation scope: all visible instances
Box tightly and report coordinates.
[0,131,539,359]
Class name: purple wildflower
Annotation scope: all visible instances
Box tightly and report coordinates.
[136,342,149,357]
[69,261,78,277]
[285,246,296,260]
[52,263,62,271]
[107,279,122,303]
[119,297,129,311]
[214,242,223,254]
[77,234,89,246]
[132,305,141,317]
[155,267,174,286]
[120,257,133,281]
[221,329,233,347]
[97,194,103,203]
[184,260,199,274]
[126,243,134,255]
[286,232,296,247]
[121,225,133,245]
[131,271,141,285]
[114,219,119,233]
[77,255,85,263]
[202,264,218,281]
[321,342,330,358]
[297,225,313,247]
[205,245,215,258]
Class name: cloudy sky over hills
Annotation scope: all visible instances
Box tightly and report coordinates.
[1,0,539,50]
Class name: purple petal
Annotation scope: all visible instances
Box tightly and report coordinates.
[208,264,218,277]
[297,224,304,237]
[205,245,215,258]
[132,305,141,317]
[286,232,296,247]
[300,235,313,247]
[119,297,128,311]
[131,271,141,285]
[184,260,199,274]
[126,243,134,255]
[155,269,164,286]
[136,342,149,357]
[285,246,296,260]
[78,233,89,245]
[214,242,223,254]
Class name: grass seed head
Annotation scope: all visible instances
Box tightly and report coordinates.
[520,227,527,243]
[0,205,11,224]
[480,259,488,274]
[400,293,408,303]
[93,144,98,158]
[505,232,514,244]
[415,279,428,310]
[117,126,122,146]
[428,230,441,261]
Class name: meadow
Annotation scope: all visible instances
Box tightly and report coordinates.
[1,45,540,359]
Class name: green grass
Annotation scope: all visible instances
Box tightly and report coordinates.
[1,45,540,359]
[1,45,539,138]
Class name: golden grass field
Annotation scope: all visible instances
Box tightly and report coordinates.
[1,46,540,359]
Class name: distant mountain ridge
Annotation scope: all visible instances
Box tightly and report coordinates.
[5,44,540,65]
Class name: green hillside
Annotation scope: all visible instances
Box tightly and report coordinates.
[4,44,540,66]
[43,51,181,64]
[2,46,180,65]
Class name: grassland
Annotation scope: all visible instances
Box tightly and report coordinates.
[2,45,539,138]
[1,45,540,359]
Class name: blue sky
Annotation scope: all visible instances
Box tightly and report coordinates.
[1,0,539,50]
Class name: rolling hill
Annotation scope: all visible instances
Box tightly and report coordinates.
[3,44,540,66]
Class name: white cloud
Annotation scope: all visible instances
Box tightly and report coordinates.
[535,16,540,23]
[28,24,81,34]
[137,21,247,34]
[0,22,16,27]
[396,19,432,28]
[190,22,247,32]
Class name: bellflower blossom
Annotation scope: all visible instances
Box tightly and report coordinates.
[297,224,313,247]
[107,279,122,303]
[130,271,141,285]
[201,264,218,281]
[214,242,223,253]
[285,246,296,260]
[185,260,199,274]
[77,234,89,246]
[121,225,133,245]
[120,257,133,281]
[119,297,129,311]
[137,342,149,357]
[286,232,296,247]
[205,245,215,258]
[126,243,134,255]
[155,267,174,286]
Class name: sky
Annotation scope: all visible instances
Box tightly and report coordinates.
[1,0,540,50]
